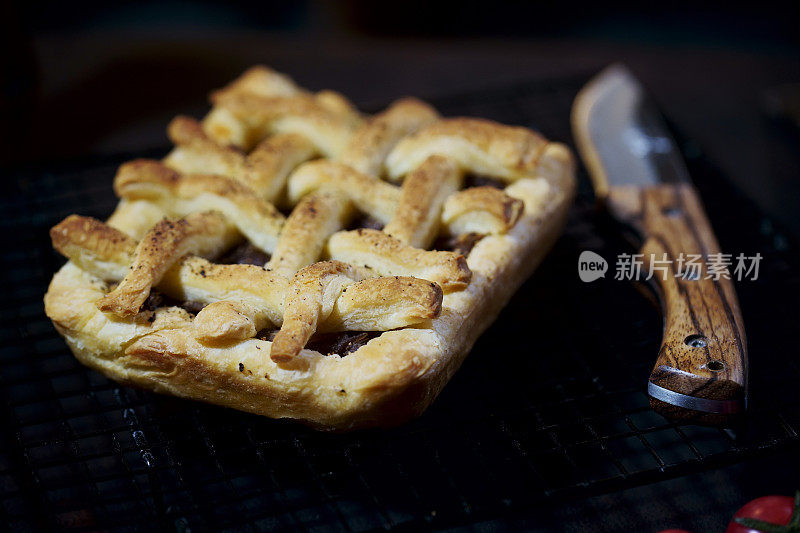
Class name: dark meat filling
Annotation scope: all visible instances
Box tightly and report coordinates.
[463,174,506,190]
[256,329,279,342]
[139,289,205,316]
[140,289,166,312]
[347,213,385,231]
[256,328,380,357]
[434,232,485,257]
[218,242,271,266]
[179,300,206,315]
[309,331,381,356]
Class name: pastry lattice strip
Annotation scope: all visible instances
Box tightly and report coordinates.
[51,65,563,364]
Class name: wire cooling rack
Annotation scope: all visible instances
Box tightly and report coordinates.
[2,76,799,532]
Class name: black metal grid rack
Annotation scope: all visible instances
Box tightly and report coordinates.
[2,76,799,532]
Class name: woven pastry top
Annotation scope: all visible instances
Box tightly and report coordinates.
[50,66,561,365]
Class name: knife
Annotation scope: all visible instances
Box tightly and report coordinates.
[571,64,748,425]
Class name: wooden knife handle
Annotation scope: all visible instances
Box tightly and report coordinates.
[607,183,748,425]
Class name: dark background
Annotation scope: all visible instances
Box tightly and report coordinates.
[2,1,799,531]
[3,0,800,236]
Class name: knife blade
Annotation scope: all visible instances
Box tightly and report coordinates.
[571,64,748,426]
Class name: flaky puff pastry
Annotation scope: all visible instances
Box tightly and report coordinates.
[45,66,576,430]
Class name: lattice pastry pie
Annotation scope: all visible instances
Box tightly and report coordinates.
[44,66,576,430]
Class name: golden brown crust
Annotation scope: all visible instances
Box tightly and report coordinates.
[384,155,462,248]
[339,97,439,176]
[266,190,352,277]
[200,67,359,153]
[50,215,137,279]
[51,215,288,325]
[115,159,285,252]
[44,65,576,430]
[242,133,317,202]
[271,260,364,363]
[327,229,472,291]
[324,276,443,332]
[287,160,400,223]
[314,90,361,121]
[441,186,524,235]
[96,211,239,317]
[165,115,244,176]
[386,117,549,182]
[165,116,317,204]
[194,300,261,344]
[271,260,444,363]
[213,65,305,100]
[210,92,360,156]
[161,257,287,325]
